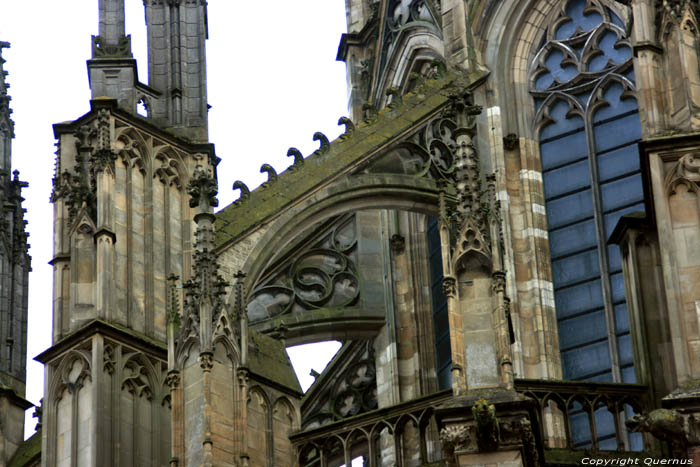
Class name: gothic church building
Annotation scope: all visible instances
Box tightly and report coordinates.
[1,0,700,466]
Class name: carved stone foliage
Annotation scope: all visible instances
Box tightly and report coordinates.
[665,152,700,194]
[301,341,377,430]
[52,109,115,225]
[656,0,700,26]
[362,113,457,181]
[440,424,472,463]
[247,214,359,324]
[530,0,632,97]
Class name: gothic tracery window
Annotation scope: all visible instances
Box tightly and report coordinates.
[531,0,642,386]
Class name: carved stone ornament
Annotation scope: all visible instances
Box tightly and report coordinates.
[199,352,214,372]
[503,133,519,151]
[440,424,473,462]
[187,165,218,210]
[122,358,154,400]
[301,341,378,430]
[165,370,181,390]
[665,152,700,195]
[92,35,132,58]
[247,214,360,323]
[442,275,457,298]
[362,112,459,182]
[390,233,406,253]
[492,270,506,294]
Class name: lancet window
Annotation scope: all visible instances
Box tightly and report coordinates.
[531,0,642,385]
[427,216,451,389]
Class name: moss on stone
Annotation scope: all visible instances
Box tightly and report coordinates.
[247,329,302,394]
[215,70,481,250]
[8,430,41,467]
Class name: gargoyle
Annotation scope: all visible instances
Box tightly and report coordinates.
[626,409,689,455]
[472,398,500,451]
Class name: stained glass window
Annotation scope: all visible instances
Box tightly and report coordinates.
[427,216,451,389]
[531,0,643,449]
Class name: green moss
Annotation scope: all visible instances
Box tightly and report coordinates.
[214,71,479,250]
[247,329,302,394]
[8,431,41,467]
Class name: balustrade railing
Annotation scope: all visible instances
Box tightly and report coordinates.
[514,378,651,452]
[291,380,651,466]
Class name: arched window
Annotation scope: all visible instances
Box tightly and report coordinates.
[427,216,451,389]
[531,0,642,385]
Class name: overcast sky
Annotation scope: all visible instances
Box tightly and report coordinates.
[1,1,348,437]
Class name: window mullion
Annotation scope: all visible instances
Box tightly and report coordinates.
[584,112,622,383]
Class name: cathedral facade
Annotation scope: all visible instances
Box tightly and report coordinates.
[1,0,700,466]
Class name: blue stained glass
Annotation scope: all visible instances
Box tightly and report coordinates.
[569,409,592,447]
[594,406,617,448]
[427,217,452,389]
[554,279,604,319]
[610,272,626,303]
[600,174,644,212]
[552,249,601,288]
[622,367,638,385]
[544,159,591,199]
[562,340,612,380]
[535,1,644,397]
[535,71,555,91]
[614,303,630,333]
[610,10,625,28]
[597,144,640,182]
[556,0,603,40]
[587,30,632,72]
[540,133,588,170]
[607,245,622,273]
[541,99,585,139]
[594,113,642,152]
[559,309,607,350]
[545,49,579,84]
[546,189,594,229]
[618,334,634,365]
[603,203,645,237]
[588,371,614,382]
[594,83,638,122]
[549,220,597,259]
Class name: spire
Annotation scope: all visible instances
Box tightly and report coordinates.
[176,165,229,355]
[93,0,131,58]
[0,42,14,173]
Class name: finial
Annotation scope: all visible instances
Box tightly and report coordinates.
[286,148,304,170]
[260,164,278,186]
[187,166,218,211]
[312,132,330,155]
[338,116,355,140]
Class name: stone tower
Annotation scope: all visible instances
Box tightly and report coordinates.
[14,0,700,465]
[0,41,32,467]
[37,0,215,465]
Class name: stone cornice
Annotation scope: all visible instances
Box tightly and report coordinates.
[35,319,166,365]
